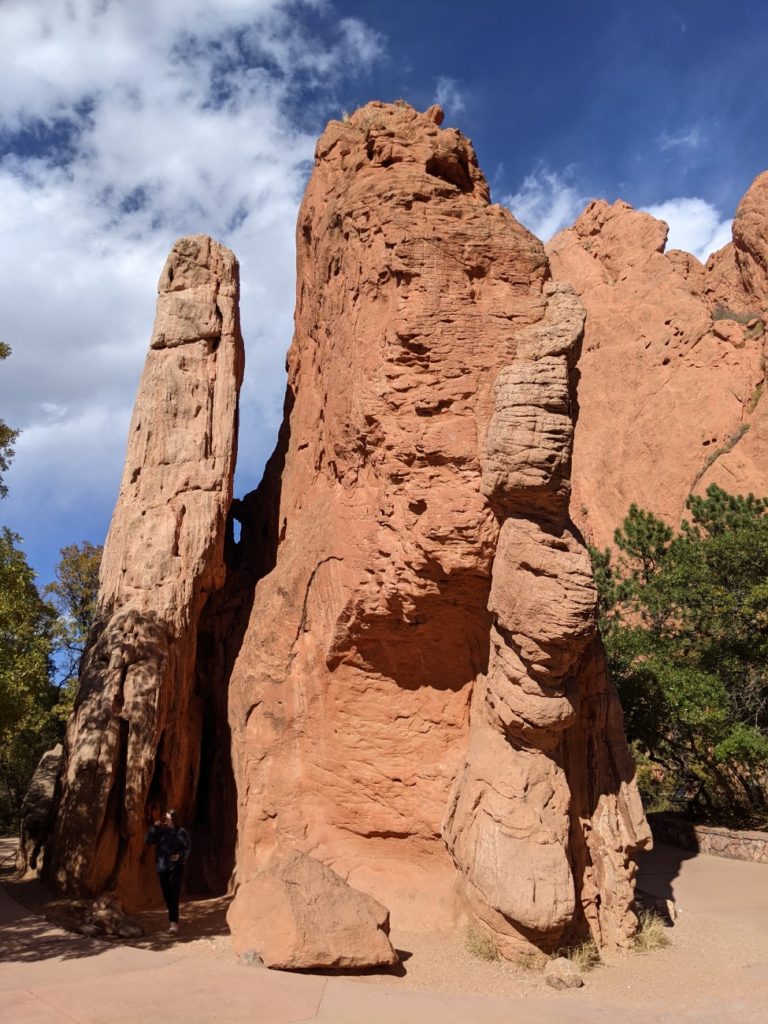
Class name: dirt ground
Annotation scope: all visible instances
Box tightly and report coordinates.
[2,836,767,1022]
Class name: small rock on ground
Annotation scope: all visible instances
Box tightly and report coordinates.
[544,956,584,989]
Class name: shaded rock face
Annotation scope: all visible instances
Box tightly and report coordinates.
[547,172,768,551]
[46,236,244,907]
[17,744,62,873]
[226,102,648,956]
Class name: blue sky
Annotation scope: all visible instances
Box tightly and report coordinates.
[329,0,767,213]
[1,0,766,588]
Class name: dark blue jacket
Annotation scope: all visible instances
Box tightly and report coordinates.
[145,824,191,874]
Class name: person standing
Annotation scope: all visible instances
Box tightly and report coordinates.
[145,809,191,934]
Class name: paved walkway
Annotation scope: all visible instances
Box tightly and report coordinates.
[1,842,767,1024]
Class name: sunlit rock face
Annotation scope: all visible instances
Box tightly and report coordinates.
[225,102,649,958]
[47,236,244,907]
[548,171,768,553]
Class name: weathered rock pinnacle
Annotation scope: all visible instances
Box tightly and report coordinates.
[47,235,244,904]
[45,104,658,963]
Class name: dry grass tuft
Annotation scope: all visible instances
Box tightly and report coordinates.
[554,938,602,972]
[634,908,671,952]
[464,925,499,962]
[516,950,547,973]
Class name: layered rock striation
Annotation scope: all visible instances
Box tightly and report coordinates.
[548,172,768,551]
[47,236,244,905]
[443,285,648,954]
[225,102,649,957]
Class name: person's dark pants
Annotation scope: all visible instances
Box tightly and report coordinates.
[157,867,183,924]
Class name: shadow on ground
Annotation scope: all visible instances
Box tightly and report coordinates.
[635,819,700,916]
[0,899,110,964]
[132,892,231,950]
[1,836,233,963]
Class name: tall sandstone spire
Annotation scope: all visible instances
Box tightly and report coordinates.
[225,102,649,958]
[47,236,244,904]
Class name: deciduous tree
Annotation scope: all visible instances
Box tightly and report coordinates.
[0,343,19,499]
[0,528,57,827]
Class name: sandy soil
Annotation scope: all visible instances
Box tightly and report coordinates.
[3,836,767,1019]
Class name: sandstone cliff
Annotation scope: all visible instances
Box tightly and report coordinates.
[47,236,244,905]
[548,172,768,551]
[225,102,649,958]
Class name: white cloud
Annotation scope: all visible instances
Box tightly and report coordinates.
[501,167,587,241]
[339,17,385,66]
[658,125,704,152]
[0,0,384,578]
[501,165,733,264]
[434,76,465,117]
[642,197,732,261]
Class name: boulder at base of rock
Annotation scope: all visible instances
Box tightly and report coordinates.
[16,744,62,873]
[82,893,144,939]
[227,851,397,970]
[544,956,585,989]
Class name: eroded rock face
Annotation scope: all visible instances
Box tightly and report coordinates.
[443,283,648,955]
[227,102,648,957]
[547,174,768,551]
[46,236,243,907]
[734,171,768,303]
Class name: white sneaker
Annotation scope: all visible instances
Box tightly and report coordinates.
[169,922,178,935]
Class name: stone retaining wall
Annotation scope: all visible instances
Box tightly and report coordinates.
[648,812,768,863]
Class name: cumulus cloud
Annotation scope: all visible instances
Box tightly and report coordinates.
[501,167,587,241]
[0,0,384,578]
[434,76,466,117]
[642,197,732,261]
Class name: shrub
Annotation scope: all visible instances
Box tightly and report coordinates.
[634,909,671,953]
[516,951,547,972]
[712,306,760,324]
[464,925,499,961]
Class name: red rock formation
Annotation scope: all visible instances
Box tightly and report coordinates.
[228,850,397,968]
[45,104,655,963]
[226,102,649,959]
[547,172,768,551]
[47,236,244,906]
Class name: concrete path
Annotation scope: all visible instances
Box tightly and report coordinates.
[1,842,767,1024]
[635,839,768,933]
